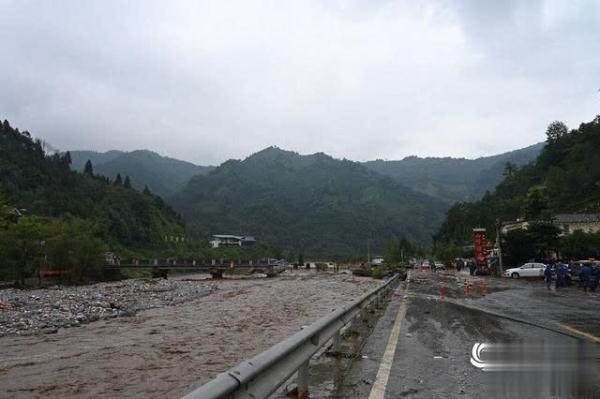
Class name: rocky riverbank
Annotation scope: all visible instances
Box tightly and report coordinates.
[0,278,217,337]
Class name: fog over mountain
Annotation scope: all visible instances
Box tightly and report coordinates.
[2,1,598,165]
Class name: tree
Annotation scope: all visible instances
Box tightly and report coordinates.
[123,176,132,189]
[0,216,45,285]
[83,159,94,176]
[297,252,304,266]
[502,229,535,265]
[527,222,561,260]
[546,121,568,144]
[503,162,517,178]
[524,186,549,220]
[143,185,152,195]
[0,190,9,225]
[435,243,467,266]
[114,173,123,186]
[560,230,600,260]
[44,218,106,282]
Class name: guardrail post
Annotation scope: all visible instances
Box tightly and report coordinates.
[332,330,341,352]
[297,360,310,399]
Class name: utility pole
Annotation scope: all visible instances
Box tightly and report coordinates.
[367,239,371,265]
[495,219,504,275]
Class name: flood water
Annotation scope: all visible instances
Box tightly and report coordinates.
[0,271,381,398]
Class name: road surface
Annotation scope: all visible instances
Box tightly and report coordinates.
[322,269,600,398]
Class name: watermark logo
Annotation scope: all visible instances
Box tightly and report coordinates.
[470,342,489,370]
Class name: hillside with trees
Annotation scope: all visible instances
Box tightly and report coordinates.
[171,147,447,258]
[70,150,214,197]
[435,115,600,264]
[0,120,185,283]
[364,143,543,204]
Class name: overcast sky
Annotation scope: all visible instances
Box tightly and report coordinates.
[1,0,599,165]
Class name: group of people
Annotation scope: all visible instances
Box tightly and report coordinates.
[453,258,477,275]
[544,261,600,292]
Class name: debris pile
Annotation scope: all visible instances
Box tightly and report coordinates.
[0,279,217,337]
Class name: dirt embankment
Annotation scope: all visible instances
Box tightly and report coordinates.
[0,271,381,398]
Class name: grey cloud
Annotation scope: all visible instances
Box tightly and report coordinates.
[0,0,598,165]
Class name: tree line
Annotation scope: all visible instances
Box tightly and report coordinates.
[434,115,600,265]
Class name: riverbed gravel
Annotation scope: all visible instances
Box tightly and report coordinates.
[0,278,217,337]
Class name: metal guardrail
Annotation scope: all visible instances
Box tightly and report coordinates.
[182,274,400,399]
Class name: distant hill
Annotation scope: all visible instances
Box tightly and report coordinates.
[70,150,214,197]
[171,147,447,258]
[363,143,544,203]
[0,121,183,248]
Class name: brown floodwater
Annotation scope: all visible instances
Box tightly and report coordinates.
[0,271,380,398]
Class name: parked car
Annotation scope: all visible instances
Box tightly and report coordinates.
[504,262,546,278]
[434,261,445,270]
[420,261,431,270]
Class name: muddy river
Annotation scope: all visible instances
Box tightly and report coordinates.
[0,271,381,398]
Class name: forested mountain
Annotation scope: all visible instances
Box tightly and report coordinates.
[0,120,183,249]
[364,143,543,203]
[435,116,600,245]
[171,147,447,258]
[70,150,124,170]
[70,150,214,197]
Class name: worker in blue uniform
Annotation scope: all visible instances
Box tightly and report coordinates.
[579,264,592,293]
[544,264,553,290]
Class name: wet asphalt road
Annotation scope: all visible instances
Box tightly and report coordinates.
[319,270,600,399]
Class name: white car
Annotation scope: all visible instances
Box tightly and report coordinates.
[434,262,445,270]
[504,263,546,278]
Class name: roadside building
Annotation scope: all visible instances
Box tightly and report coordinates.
[210,235,256,248]
[501,214,600,236]
[553,214,600,235]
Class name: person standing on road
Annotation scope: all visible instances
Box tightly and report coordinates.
[590,264,600,292]
[544,263,553,290]
[468,260,476,276]
[579,264,592,293]
[556,261,567,289]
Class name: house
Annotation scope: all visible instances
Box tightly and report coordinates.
[553,214,600,234]
[501,214,600,235]
[210,235,256,248]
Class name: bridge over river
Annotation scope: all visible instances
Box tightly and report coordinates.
[103,259,288,279]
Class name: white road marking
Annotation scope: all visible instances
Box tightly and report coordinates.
[367,276,410,399]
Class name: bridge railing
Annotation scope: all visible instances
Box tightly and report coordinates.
[182,273,400,399]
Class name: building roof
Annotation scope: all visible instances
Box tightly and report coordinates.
[554,214,600,223]
[212,235,256,242]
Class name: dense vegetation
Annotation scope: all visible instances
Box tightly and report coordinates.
[435,115,600,264]
[171,147,447,258]
[364,143,543,204]
[70,150,213,197]
[0,120,189,282]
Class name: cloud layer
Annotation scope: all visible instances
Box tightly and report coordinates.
[1,0,598,164]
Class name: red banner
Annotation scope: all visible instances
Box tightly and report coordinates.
[473,228,487,268]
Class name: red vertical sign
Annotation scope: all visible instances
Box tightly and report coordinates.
[473,228,488,272]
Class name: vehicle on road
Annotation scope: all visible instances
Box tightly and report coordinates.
[434,261,445,270]
[419,261,431,270]
[569,260,600,281]
[504,262,546,278]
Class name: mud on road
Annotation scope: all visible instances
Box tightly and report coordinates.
[0,271,382,398]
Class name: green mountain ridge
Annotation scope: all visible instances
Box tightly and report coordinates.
[364,142,544,203]
[70,150,214,197]
[0,121,184,249]
[171,146,448,258]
